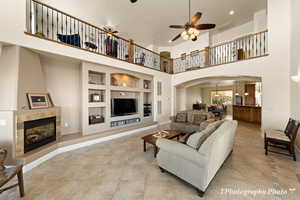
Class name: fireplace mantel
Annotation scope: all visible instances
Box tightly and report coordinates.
[15,107,61,157]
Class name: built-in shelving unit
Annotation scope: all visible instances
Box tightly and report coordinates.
[88,71,105,85]
[88,107,105,125]
[143,92,152,117]
[81,62,154,135]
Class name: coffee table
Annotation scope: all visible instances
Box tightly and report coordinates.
[142,130,182,157]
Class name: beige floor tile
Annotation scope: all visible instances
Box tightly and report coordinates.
[1,122,300,200]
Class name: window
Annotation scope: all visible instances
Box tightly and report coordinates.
[157,100,162,114]
[157,81,162,96]
[211,90,233,105]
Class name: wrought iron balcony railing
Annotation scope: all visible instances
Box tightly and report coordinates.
[25,0,173,73]
[173,30,268,73]
[25,0,268,74]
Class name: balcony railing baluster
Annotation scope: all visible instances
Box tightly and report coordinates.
[26,0,268,74]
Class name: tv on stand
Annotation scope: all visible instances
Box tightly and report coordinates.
[111,98,137,117]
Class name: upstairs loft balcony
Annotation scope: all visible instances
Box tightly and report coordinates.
[25,0,269,74]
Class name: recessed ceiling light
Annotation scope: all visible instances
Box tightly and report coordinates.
[229,10,235,15]
[168,40,172,43]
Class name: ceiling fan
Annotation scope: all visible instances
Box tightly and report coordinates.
[169,0,216,42]
[102,26,119,36]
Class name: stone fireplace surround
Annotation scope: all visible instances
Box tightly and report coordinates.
[16,107,61,158]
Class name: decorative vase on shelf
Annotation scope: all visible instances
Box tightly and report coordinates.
[0,148,7,171]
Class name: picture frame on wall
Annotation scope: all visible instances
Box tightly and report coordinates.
[27,93,53,109]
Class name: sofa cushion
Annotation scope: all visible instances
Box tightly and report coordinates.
[170,122,200,134]
[176,112,187,122]
[186,131,208,149]
[185,124,201,134]
[171,122,186,131]
[186,125,217,149]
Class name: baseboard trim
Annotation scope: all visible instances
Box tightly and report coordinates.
[23,122,166,173]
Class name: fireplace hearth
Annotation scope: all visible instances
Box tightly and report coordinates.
[24,117,56,153]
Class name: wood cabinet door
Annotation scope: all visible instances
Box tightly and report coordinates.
[245,84,256,105]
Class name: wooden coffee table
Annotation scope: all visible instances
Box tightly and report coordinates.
[142,130,182,157]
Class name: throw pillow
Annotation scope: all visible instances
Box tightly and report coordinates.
[187,111,194,123]
[199,121,209,131]
[186,131,208,149]
[206,120,224,130]
[193,113,206,125]
[176,112,187,122]
[186,125,217,149]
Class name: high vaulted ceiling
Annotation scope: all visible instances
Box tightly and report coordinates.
[44,0,267,47]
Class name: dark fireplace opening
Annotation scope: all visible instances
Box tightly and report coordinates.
[24,117,56,153]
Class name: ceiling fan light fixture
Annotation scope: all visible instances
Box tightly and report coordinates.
[188,28,194,35]
[183,34,189,40]
[194,29,200,36]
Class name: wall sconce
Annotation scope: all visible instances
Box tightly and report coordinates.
[291,75,300,83]
[244,92,249,96]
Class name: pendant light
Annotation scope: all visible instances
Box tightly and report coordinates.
[235,81,239,96]
[215,84,219,97]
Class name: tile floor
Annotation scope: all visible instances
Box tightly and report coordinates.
[1,122,300,200]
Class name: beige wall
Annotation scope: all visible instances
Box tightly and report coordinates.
[175,87,186,112]
[0,46,19,163]
[0,46,19,111]
[290,0,300,149]
[41,57,82,135]
[18,48,47,110]
[186,86,202,110]
[0,111,16,164]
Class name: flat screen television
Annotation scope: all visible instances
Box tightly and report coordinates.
[112,98,137,116]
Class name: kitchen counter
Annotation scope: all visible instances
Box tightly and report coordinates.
[232,105,261,124]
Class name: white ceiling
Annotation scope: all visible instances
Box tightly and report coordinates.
[44,0,267,47]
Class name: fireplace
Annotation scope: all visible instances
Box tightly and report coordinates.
[24,117,56,153]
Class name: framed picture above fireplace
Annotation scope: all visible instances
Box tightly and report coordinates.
[27,93,53,109]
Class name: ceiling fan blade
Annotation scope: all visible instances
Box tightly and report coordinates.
[171,33,181,42]
[195,24,216,30]
[191,12,202,25]
[112,31,118,34]
[169,25,185,29]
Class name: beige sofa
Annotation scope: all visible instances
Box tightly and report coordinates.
[170,110,215,133]
[156,120,238,197]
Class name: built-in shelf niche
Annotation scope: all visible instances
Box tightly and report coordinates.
[88,89,105,103]
[88,107,105,125]
[111,73,139,88]
[143,80,151,89]
[88,71,105,85]
[143,92,152,117]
